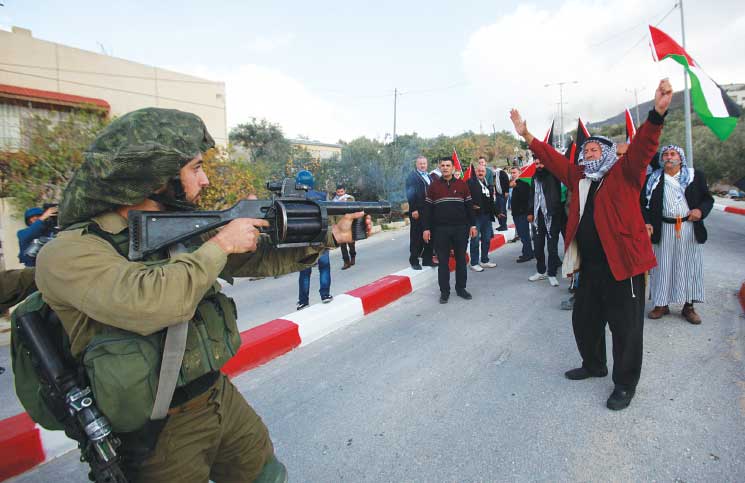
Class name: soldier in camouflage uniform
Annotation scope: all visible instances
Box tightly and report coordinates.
[35,108,369,482]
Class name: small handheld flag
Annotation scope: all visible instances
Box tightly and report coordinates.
[451,148,463,175]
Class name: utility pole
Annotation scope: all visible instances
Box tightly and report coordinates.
[392,88,398,144]
[392,88,398,165]
[679,0,694,166]
[625,87,643,127]
[545,81,578,150]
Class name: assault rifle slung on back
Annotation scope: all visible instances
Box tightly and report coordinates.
[127,178,391,261]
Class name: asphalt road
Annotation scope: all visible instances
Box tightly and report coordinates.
[9,210,745,482]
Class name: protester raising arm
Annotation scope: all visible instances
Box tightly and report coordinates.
[509,109,572,186]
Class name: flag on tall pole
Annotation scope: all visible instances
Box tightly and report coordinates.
[624,108,637,143]
[451,148,463,176]
[649,25,741,140]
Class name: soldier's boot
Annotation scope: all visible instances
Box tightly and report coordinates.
[254,454,288,483]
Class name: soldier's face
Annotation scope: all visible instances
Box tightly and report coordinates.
[180,154,209,203]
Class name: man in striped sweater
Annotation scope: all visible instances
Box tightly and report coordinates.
[422,157,478,304]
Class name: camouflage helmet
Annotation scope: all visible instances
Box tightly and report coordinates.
[58,107,214,227]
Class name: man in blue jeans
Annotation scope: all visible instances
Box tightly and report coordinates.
[295,170,333,310]
[467,165,498,271]
[509,166,534,262]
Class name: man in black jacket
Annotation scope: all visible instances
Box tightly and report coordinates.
[406,155,436,270]
[467,165,499,271]
[528,156,564,286]
[642,144,713,324]
[509,166,534,263]
[494,166,511,231]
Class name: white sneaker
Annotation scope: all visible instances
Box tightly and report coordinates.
[480,262,497,268]
[528,272,547,282]
[548,276,559,287]
[469,264,484,272]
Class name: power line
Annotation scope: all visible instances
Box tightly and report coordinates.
[614,3,678,65]
[0,68,225,110]
[0,61,224,85]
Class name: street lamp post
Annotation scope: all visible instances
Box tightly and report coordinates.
[545,81,578,150]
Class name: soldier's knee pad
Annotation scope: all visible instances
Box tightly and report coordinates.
[253,454,288,483]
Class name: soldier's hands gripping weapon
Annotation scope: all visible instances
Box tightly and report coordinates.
[127,178,391,261]
[15,311,128,483]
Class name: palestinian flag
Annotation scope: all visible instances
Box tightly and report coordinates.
[463,163,474,181]
[649,25,741,140]
[625,108,636,143]
[518,163,536,185]
[543,120,555,145]
[452,148,463,175]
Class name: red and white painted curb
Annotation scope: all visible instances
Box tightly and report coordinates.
[714,203,745,216]
[0,225,514,481]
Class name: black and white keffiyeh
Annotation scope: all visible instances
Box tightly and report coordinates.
[578,136,618,181]
[644,144,694,208]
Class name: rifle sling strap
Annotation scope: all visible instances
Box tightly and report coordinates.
[150,243,189,421]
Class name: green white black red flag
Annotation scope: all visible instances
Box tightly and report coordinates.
[649,25,741,140]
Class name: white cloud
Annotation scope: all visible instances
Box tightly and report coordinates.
[166,63,363,143]
[463,0,745,135]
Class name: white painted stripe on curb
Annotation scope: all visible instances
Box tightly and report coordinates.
[289,294,365,347]
[39,426,76,462]
[393,267,437,292]
[714,203,726,211]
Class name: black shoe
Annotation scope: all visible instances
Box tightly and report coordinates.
[516,255,534,263]
[606,386,636,410]
[456,289,472,300]
[439,292,449,304]
[496,226,508,231]
[411,263,423,270]
[422,260,438,267]
[321,295,333,304]
[564,367,608,380]
[296,302,309,311]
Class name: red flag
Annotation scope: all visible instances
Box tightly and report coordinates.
[543,120,555,145]
[451,148,462,173]
[624,108,636,143]
[463,163,473,181]
[570,117,590,164]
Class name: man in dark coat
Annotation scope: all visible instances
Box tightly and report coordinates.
[495,166,511,231]
[405,155,436,270]
[509,166,534,263]
[467,165,499,271]
[527,155,564,286]
[510,78,673,411]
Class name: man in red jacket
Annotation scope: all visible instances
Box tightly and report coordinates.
[509,78,673,410]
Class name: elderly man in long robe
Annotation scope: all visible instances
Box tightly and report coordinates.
[642,144,713,324]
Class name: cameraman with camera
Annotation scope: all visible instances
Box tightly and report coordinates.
[17,205,58,267]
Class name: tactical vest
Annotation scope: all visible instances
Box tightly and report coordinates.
[13,221,241,433]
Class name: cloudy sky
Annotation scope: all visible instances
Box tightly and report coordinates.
[3,0,743,143]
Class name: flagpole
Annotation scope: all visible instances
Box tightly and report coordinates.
[679,0,694,166]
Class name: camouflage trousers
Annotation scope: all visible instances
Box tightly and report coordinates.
[131,374,275,482]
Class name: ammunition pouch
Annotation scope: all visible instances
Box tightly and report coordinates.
[83,287,242,433]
